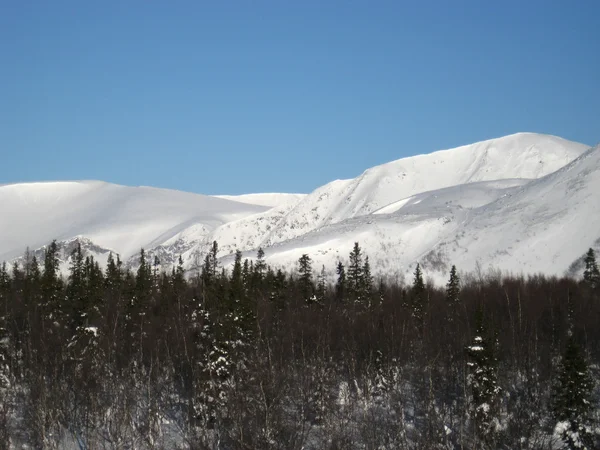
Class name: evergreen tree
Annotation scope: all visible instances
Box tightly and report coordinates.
[348,242,364,302]
[105,252,123,292]
[466,309,501,446]
[84,256,104,324]
[316,265,327,304]
[552,301,595,450]
[411,263,426,327]
[270,269,287,313]
[582,248,600,288]
[361,256,373,306]
[190,298,229,432]
[229,250,244,307]
[66,243,86,330]
[446,265,460,304]
[41,240,63,323]
[335,261,346,302]
[253,247,267,284]
[241,258,251,288]
[298,254,314,303]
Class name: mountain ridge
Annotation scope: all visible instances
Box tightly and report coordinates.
[1,132,596,283]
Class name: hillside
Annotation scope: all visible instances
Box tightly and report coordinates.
[0,133,596,282]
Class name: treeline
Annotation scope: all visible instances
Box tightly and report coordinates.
[0,241,599,449]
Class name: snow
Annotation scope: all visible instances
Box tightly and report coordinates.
[214,193,306,208]
[0,181,268,262]
[0,133,596,284]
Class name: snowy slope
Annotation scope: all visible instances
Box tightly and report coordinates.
[215,193,306,208]
[0,181,269,262]
[448,143,600,277]
[257,133,588,247]
[226,145,599,283]
[0,133,595,283]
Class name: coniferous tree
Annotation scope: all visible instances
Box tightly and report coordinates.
[230,250,244,307]
[582,248,600,288]
[335,261,346,302]
[552,298,595,450]
[270,269,287,313]
[446,265,460,305]
[253,247,267,286]
[41,240,63,324]
[361,256,373,306]
[446,264,461,325]
[66,244,86,330]
[241,258,251,288]
[348,242,364,303]
[84,256,104,324]
[316,265,327,304]
[466,309,501,446]
[298,254,313,303]
[411,263,426,327]
[105,252,123,292]
[552,335,595,450]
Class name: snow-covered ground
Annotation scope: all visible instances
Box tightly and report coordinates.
[1,133,597,283]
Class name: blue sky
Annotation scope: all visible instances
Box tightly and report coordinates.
[1,1,598,194]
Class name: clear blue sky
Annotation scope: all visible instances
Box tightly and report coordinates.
[1,1,599,194]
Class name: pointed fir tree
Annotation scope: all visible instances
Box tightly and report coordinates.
[298,254,314,304]
[84,256,104,325]
[316,265,327,304]
[552,298,595,449]
[466,308,501,445]
[229,250,244,306]
[335,261,346,303]
[105,252,123,293]
[582,248,600,288]
[253,247,267,286]
[411,263,426,327]
[201,241,219,288]
[189,297,230,431]
[347,242,364,303]
[66,243,86,330]
[270,269,287,314]
[552,335,595,449]
[446,265,461,325]
[41,240,63,324]
[361,256,374,307]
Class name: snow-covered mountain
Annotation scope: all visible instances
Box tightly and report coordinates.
[1,132,597,282]
[0,181,269,263]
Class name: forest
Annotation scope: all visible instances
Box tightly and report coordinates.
[0,241,599,449]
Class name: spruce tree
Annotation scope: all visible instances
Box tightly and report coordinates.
[66,243,86,330]
[298,254,314,303]
[361,256,373,306]
[335,261,346,302]
[446,265,460,304]
[552,300,595,450]
[411,263,426,327]
[466,309,501,446]
[201,241,219,288]
[348,242,364,302]
[316,265,327,304]
[582,248,600,288]
[253,247,266,284]
[552,335,595,449]
[270,269,287,313]
[230,250,244,306]
[41,240,63,323]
